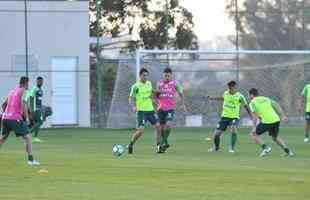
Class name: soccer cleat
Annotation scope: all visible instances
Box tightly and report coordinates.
[208,148,220,153]
[162,144,170,152]
[228,149,235,153]
[283,150,294,157]
[304,138,309,143]
[127,144,133,154]
[156,145,165,154]
[32,138,43,143]
[27,160,40,166]
[259,147,272,157]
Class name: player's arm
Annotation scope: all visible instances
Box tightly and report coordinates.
[129,85,137,112]
[271,100,288,122]
[176,83,186,112]
[153,82,161,106]
[241,96,253,120]
[249,103,259,133]
[21,90,30,123]
[2,97,8,112]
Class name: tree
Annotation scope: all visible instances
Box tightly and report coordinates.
[89,0,198,50]
[226,0,310,114]
[226,0,310,50]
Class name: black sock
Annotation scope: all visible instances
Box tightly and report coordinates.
[214,135,220,151]
[284,148,290,154]
[129,141,134,146]
[261,144,267,150]
[28,155,34,162]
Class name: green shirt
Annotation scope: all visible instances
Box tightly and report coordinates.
[249,96,280,124]
[222,91,247,119]
[301,84,310,112]
[130,81,154,112]
[176,83,183,93]
[29,86,43,111]
[22,90,29,103]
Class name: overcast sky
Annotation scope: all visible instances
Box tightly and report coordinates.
[181,0,235,41]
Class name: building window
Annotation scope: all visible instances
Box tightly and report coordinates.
[11,54,38,75]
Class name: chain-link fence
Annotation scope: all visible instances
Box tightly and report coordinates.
[3,0,310,128]
[105,51,310,128]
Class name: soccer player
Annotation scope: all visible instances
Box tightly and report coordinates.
[208,81,251,153]
[0,76,40,165]
[299,83,310,142]
[28,76,44,143]
[156,67,186,153]
[249,88,293,157]
[127,68,161,154]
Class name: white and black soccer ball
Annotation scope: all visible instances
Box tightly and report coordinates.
[112,144,125,157]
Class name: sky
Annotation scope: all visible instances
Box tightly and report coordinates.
[181,0,235,41]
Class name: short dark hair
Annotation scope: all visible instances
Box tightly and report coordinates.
[37,76,43,81]
[227,81,237,87]
[19,76,29,85]
[139,68,149,76]
[249,88,259,96]
[163,67,172,74]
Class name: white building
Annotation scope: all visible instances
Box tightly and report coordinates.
[0,0,90,127]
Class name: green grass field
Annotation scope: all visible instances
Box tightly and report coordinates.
[0,127,309,200]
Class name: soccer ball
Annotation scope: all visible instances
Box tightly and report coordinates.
[112,144,125,157]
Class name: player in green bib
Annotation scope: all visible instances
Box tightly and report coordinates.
[208,81,252,153]
[28,77,44,143]
[299,84,310,142]
[127,68,161,154]
[249,88,293,157]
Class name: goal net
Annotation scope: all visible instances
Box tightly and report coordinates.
[107,50,310,129]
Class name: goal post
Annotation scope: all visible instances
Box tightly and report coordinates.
[107,49,310,129]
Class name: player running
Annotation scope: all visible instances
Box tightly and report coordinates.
[208,81,252,153]
[0,76,40,165]
[28,76,44,143]
[299,83,310,142]
[156,67,186,153]
[127,68,161,154]
[249,88,293,157]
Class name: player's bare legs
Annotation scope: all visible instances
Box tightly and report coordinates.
[271,135,293,156]
[229,125,238,153]
[128,128,144,154]
[304,121,310,142]
[161,123,172,151]
[251,132,271,157]
[210,129,223,152]
[153,123,161,147]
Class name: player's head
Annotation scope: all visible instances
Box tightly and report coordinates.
[36,76,44,87]
[139,68,149,82]
[249,88,259,99]
[163,67,172,81]
[227,81,237,93]
[19,76,29,89]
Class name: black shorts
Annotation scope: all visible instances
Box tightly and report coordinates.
[1,119,29,138]
[157,110,175,125]
[305,112,310,122]
[136,111,159,129]
[255,122,280,137]
[216,117,240,131]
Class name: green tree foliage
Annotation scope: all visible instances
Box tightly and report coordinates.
[89,0,198,50]
[226,0,310,114]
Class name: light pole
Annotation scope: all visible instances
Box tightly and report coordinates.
[234,0,240,82]
[96,0,103,127]
[24,0,29,77]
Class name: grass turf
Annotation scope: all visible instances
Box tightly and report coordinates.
[0,127,309,200]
